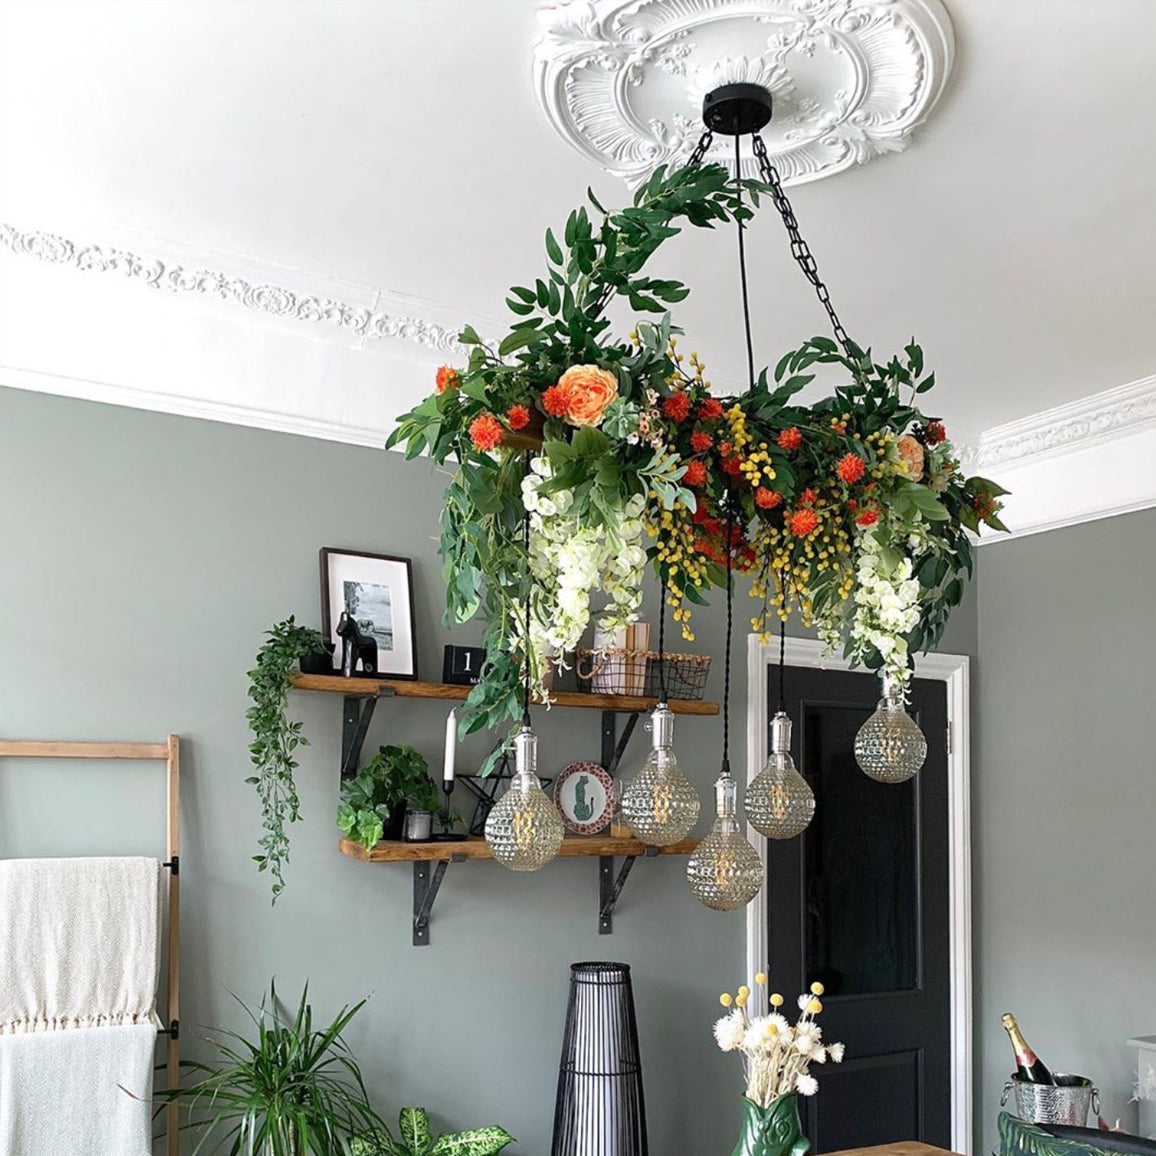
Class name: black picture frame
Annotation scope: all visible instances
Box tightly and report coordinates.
[319,547,418,680]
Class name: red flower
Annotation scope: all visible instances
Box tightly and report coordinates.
[690,430,714,453]
[855,508,880,527]
[436,366,460,393]
[683,460,708,487]
[777,427,802,451]
[506,405,531,431]
[662,392,692,422]
[788,509,820,537]
[469,413,504,451]
[971,491,996,518]
[722,455,743,476]
[835,452,867,485]
[925,420,947,445]
[755,487,782,509]
[799,488,819,506]
[542,383,572,418]
[697,398,724,422]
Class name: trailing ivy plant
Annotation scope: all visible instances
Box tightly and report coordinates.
[246,616,325,901]
[351,1107,514,1156]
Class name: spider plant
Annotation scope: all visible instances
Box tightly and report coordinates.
[160,982,386,1156]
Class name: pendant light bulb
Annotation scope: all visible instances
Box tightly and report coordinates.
[485,724,564,870]
[686,773,762,911]
[745,711,814,839]
[854,677,927,783]
[620,702,700,846]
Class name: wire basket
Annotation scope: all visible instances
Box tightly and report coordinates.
[1001,1074,1100,1127]
[576,648,711,701]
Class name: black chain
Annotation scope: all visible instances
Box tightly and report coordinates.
[752,133,857,360]
[686,129,715,168]
[735,133,756,391]
[522,453,533,727]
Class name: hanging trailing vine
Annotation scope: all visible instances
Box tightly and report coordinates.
[246,616,325,901]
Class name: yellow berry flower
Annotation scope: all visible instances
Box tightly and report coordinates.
[808,999,823,1014]
[720,992,733,1007]
[770,993,784,1008]
[755,972,767,986]
[736,993,748,1009]
[738,985,750,998]
[810,981,825,995]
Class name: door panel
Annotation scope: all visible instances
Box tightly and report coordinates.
[766,665,950,1151]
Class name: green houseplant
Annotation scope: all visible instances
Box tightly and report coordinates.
[337,745,437,851]
[351,1108,514,1156]
[159,982,386,1156]
[246,616,328,901]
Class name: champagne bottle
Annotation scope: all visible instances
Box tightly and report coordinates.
[1002,1013,1054,1085]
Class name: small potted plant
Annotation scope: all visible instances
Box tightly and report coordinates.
[156,981,386,1155]
[352,1107,513,1156]
[337,745,439,850]
[402,773,440,842]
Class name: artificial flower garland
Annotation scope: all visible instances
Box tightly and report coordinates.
[390,162,1006,757]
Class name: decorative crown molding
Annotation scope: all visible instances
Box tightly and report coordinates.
[0,223,468,355]
[970,374,1156,469]
[534,0,954,186]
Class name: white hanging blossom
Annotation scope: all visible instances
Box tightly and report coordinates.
[847,532,923,686]
[518,458,647,698]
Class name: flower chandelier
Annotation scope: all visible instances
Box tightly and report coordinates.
[391,83,1007,894]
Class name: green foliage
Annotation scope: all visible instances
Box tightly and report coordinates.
[157,982,385,1156]
[246,616,325,902]
[337,744,438,849]
[351,1107,514,1156]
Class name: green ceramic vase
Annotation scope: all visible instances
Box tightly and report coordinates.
[730,1093,811,1156]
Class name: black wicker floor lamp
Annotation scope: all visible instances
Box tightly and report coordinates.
[551,962,648,1156]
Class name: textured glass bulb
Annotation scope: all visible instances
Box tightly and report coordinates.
[621,703,700,846]
[854,680,927,783]
[485,725,565,870]
[745,711,815,839]
[687,775,762,910]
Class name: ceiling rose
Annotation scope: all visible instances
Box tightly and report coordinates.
[534,0,955,186]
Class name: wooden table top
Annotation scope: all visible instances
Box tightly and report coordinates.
[825,1144,961,1156]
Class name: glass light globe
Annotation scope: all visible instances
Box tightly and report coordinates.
[687,775,763,910]
[620,703,700,846]
[485,725,565,870]
[745,711,815,839]
[854,679,928,783]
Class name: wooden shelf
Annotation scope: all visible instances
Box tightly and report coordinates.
[290,674,718,716]
[338,834,699,863]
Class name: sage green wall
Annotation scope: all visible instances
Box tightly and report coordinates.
[0,385,978,1154]
[975,508,1156,1152]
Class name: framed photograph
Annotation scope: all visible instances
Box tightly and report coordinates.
[319,548,417,680]
[553,761,615,836]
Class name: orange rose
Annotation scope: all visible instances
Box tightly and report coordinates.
[896,434,925,480]
[558,365,619,427]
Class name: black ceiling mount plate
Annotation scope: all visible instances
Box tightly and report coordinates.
[702,83,773,135]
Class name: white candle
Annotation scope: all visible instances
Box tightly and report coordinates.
[443,708,457,785]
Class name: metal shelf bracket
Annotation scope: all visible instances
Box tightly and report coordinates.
[413,852,466,946]
[599,845,659,934]
[340,687,395,780]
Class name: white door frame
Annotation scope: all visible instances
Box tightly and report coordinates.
[744,634,973,1155]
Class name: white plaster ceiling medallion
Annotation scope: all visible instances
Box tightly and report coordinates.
[535,0,955,186]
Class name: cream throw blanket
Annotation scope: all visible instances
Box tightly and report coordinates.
[0,1023,156,1155]
[0,856,162,1033]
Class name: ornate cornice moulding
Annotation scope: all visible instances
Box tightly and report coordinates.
[970,374,1156,469]
[0,223,469,355]
[535,0,955,186]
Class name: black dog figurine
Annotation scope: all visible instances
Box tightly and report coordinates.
[335,611,379,677]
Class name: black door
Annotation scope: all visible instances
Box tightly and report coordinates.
[765,664,951,1152]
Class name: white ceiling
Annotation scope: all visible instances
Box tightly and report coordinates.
[1,0,1154,452]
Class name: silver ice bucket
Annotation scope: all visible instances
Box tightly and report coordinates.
[1002,1073,1101,1126]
